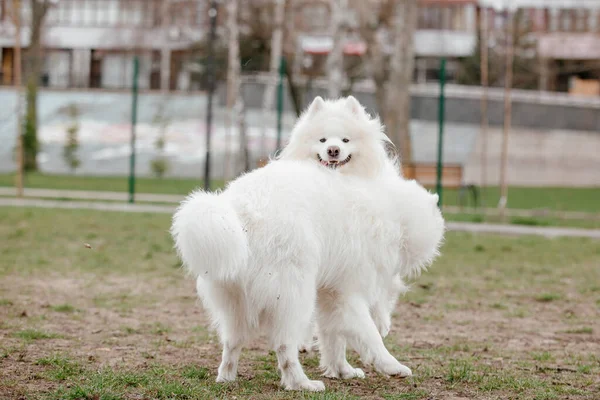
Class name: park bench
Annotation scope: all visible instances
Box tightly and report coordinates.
[402,163,479,208]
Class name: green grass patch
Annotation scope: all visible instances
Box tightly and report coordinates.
[437,186,600,213]
[36,355,84,381]
[510,216,551,226]
[564,327,593,334]
[0,172,222,195]
[534,293,562,303]
[445,212,600,229]
[46,362,216,400]
[532,352,554,362]
[446,360,475,384]
[0,299,13,306]
[50,303,77,313]
[12,329,61,341]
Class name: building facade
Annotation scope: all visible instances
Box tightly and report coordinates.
[478,0,600,92]
[1,0,599,92]
[294,0,478,83]
[0,0,209,90]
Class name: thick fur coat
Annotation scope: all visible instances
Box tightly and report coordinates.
[172,172,444,390]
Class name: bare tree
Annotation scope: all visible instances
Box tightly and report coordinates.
[22,0,55,171]
[9,0,24,195]
[259,0,286,161]
[224,0,249,179]
[353,0,417,163]
[326,0,348,98]
[384,0,417,163]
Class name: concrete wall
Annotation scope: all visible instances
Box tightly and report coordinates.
[223,80,600,132]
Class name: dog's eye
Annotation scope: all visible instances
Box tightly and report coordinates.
[342,138,350,143]
[319,138,326,143]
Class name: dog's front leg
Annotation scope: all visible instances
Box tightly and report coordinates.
[317,328,365,379]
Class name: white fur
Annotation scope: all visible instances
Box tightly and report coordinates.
[280,96,407,356]
[277,96,398,179]
[171,158,445,391]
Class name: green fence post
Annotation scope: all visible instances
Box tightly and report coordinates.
[435,57,446,207]
[275,56,286,152]
[128,56,139,204]
[204,0,218,191]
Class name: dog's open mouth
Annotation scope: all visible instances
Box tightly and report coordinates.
[317,154,352,169]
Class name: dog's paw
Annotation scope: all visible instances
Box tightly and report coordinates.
[215,373,236,383]
[323,364,365,379]
[375,358,412,377]
[216,363,238,382]
[284,379,325,391]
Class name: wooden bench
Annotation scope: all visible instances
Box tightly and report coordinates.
[402,163,463,188]
[403,163,480,208]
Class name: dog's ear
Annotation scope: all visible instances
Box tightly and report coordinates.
[306,96,325,117]
[345,95,363,116]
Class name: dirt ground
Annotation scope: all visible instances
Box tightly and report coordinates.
[1,207,599,399]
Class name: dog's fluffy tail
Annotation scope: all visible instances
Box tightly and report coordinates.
[171,190,249,281]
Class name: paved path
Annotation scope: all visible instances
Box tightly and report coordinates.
[2,197,600,239]
[0,187,183,203]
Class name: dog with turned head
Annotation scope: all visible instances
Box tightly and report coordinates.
[170,95,445,391]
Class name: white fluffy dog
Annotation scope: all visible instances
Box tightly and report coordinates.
[281,96,409,351]
[171,96,445,392]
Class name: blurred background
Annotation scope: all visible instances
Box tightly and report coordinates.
[0,0,598,224]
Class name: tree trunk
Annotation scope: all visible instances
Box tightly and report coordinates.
[326,0,347,98]
[353,0,390,132]
[385,0,417,163]
[23,0,50,171]
[259,0,286,160]
[224,0,240,180]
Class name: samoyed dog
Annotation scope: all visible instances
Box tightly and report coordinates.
[281,96,410,351]
[170,97,445,392]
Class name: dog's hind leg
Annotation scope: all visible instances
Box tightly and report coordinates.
[216,337,244,382]
[298,319,318,353]
[204,281,251,383]
[269,277,325,391]
[315,292,364,379]
[325,296,412,377]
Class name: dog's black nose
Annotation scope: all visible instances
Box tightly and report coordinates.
[327,146,340,158]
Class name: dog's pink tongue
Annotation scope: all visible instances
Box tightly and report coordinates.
[320,160,328,166]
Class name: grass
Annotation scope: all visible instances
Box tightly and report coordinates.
[50,303,77,313]
[534,293,562,303]
[565,327,593,334]
[1,172,599,213]
[438,186,600,213]
[0,172,223,195]
[12,329,61,341]
[445,212,600,230]
[0,206,599,399]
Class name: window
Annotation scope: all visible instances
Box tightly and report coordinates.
[302,4,329,32]
[106,0,119,26]
[574,9,588,32]
[419,6,468,31]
